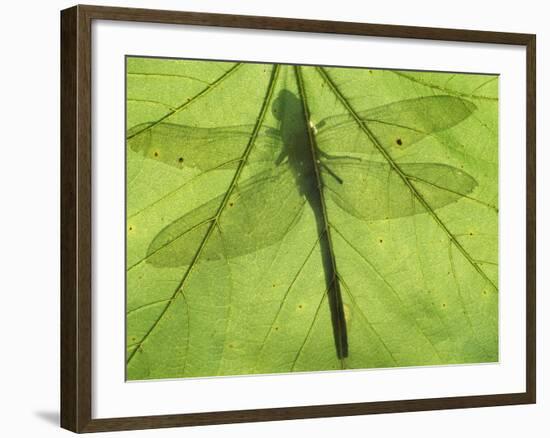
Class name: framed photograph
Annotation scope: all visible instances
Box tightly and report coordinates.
[60,4,536,433]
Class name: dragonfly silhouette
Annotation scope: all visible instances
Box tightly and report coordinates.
[128,87,478,360]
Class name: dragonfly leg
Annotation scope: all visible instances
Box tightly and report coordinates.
[319,161,344,185]
[317,148,363,163]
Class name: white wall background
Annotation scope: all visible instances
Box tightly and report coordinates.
[0,0,545,436]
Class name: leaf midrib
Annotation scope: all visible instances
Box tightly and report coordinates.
[297,65,348,362]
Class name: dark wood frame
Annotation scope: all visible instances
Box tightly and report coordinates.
[61,4,536,433]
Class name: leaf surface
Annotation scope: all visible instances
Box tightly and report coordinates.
[126,58,498,379]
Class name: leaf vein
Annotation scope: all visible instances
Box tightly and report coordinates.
[126,65,281,366]
[318,67,497,293]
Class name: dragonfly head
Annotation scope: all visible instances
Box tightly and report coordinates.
[271,89,301,123]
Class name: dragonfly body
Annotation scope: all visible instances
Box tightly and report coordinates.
[272,88,349,359]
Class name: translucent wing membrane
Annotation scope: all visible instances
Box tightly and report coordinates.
[321,159,478,220]
[314,96,476,155]
[146,164,306,267]
[132,93,479,268]
[127,122,280,170]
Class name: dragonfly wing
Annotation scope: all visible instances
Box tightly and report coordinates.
[322,159,477,221]
[146,164,306,267]
[127,122,281,171]
[315,96,476,155]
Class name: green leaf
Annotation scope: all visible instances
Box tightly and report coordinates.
[126,58,498,380]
